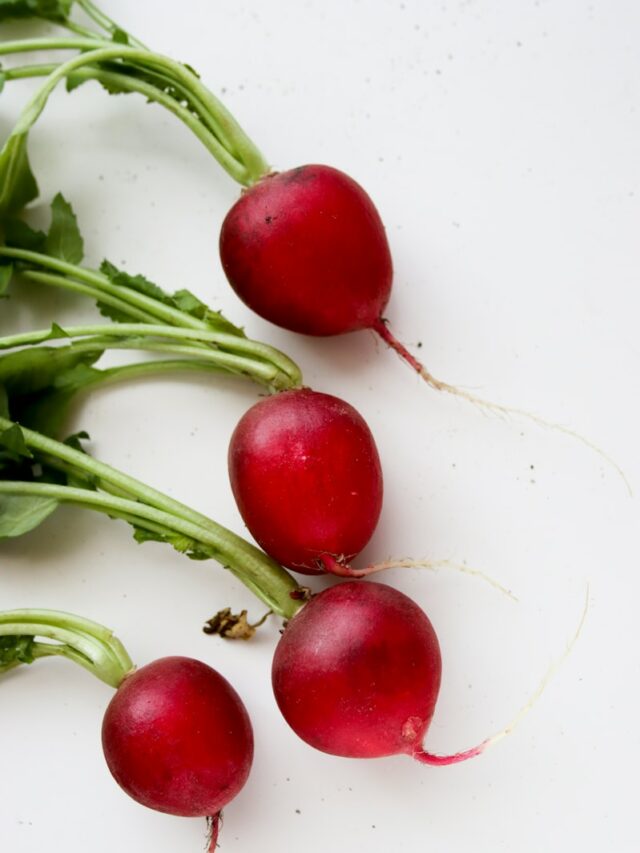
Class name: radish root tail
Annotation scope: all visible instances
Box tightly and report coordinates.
[319,554,517,601]
[412,584,590,767]
[206,813,222,852]
[372,319,631,495]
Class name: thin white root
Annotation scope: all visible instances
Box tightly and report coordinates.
[419,367,632,496]
[481,583,590,752]
[370,558,518,602]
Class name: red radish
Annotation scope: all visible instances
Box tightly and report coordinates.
[228,387,383,575]
[1,612,255,851]
[272,581,485,764]
[220,165,392,336]
[102,656,254,819]
[218,164,447,385]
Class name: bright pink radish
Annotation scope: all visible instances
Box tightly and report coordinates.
[228,388,383,574]
[272,581,484,765]
[102,656,254,817]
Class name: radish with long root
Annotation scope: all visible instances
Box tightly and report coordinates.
[272,580,587,764]
[228,387,513,594]
[0,609,254,850]
[0,3,626,487]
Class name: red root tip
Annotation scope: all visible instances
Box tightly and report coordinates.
[206,813,221,852]
[413,740,488,766]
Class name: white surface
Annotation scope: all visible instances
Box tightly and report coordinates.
[1,1,638,851]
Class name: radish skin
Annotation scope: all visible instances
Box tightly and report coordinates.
[102,656,254,817]
[228,388,383,575]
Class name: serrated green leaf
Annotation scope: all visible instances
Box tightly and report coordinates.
[0,424,32,458]
[0,264,12,298]
[4,217,46,252]
[45,193,84,264]
[99,260,245,336]
[0,493,58,537]
[0,133,38,219]
[132,523,214,560]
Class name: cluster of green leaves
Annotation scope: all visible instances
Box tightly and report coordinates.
[0,0,74,24]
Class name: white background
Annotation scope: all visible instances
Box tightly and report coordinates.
[1,1,638,851]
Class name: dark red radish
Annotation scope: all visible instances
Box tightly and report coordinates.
[272,581,486,764]
[102,656,254,819]
[228,387,383,575]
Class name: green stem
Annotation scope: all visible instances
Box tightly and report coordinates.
[1,248,211,329]
[0,478,301,618]
[0,322,302,387]
[76,0,149,50]
[2,61,237,162]
[21,270,162,324]
[0,37,107,56]
[50,337,293,389]
[8,44,268,185]
[61,20,102,40]
[0,609,134,687]
[85,357,244,388]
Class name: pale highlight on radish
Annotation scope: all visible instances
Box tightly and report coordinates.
[413,585,590,766]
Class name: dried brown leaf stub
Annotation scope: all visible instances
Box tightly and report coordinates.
[202,607,272,640]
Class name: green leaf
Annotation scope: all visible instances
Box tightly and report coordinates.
[132,523,214,561]
[99,260,245,336]
[0,635,36,666]
[0,346,102,396]
[0,133,39,220]
[0,386,8,418]
[0,0,74,22]
[0,264,12,298]
[0,493,58,537]
[0,424,32,459]
[112,27,129,45]
[44,193,84,264]
[63,430,89,452]
[0,346,103,436]
[46,322,70,341]
[4,217,47,251]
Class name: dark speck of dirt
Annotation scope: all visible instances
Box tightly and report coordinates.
[417,341,423,348]
[295,809,301,815]
[265,215,273,224]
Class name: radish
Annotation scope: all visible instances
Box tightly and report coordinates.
[228,388,383,575]
[220,165,392,337]
[272,580,586,764]
[271,581,478,764]
[102,656,253,825]
[0,610,254,850]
